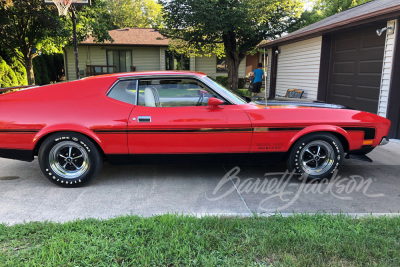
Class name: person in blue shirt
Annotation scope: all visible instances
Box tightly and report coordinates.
[252,63,264,97]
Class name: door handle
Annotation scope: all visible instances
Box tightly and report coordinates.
[138,116,151,123]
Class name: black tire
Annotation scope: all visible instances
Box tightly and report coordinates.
[38,132,102,187]
[287,133,344,179]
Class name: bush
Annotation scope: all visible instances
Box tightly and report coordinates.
[33,54,64,85]
[39,56,50,85]
[10,58,28,86]
[238,78,246,89]
[236,88,252,97]
[32,57,42,85]
[43,54,57,82]
[0,57,18,88]
[215,76,228,88]
[216,76,247,89]
[33,55,50,85]
[53,54,65,81]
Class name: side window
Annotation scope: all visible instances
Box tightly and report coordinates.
[137,79,227,108]
[107,80,137,105]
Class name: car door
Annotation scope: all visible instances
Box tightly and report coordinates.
[94,79,137,159]
[128,77,252,154]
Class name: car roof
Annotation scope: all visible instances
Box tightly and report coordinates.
[85,71,208,80]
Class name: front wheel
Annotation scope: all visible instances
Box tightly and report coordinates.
[38,132,102,187]
[287,133,344,179]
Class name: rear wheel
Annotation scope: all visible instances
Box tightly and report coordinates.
[38,132,102,187]
[287,133,344,179]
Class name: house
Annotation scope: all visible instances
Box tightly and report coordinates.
[63,28,247,82]
[260,0,400,139]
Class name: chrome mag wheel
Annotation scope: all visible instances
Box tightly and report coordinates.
[49,141,90,179]
[299,140,335,176]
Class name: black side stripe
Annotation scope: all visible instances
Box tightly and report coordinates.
[94,128,253,133]
[0,127,375,138]
[342,127,376,139]
[254,127,304,132]
[93,127,304,134]
[93,127,376,139]
[0,129,40,133]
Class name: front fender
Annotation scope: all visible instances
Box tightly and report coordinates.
[288,125,352,150]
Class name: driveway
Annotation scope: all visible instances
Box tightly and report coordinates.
[1,142,399,224]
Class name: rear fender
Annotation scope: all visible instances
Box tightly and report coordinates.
[33,124,103,152]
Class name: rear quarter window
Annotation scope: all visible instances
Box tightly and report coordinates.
[107,80,137,105]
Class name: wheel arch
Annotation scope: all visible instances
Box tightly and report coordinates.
[33,128,106,159]
[288,125,350,154]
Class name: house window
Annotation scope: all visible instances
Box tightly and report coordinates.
[216,57,228,73]
[165,51,190,70]
[107,50,132,73]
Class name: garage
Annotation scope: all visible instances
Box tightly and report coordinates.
[261,0,400,138]
[327,24,386,113]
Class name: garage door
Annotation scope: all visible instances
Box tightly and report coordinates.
[327,24,385,113]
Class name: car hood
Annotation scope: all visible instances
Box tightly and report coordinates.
[254,99,348,109]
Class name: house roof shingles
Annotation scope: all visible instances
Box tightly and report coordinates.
[81,28,169,46]
[260,0,400,48]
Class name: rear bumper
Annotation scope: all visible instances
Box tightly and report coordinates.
[347,137,389,159]
[379,137,389,146]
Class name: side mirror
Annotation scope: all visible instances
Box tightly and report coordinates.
[207,97,224,109]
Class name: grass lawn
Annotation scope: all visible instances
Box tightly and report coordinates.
[1,214,399,266]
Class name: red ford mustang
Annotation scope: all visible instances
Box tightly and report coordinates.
[0,71,391,187]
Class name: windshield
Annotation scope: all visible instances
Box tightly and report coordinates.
[203,76,247,105]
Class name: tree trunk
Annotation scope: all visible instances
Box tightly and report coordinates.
[24,57,35,85]
[226,53,240,90]
[223,31,245,90]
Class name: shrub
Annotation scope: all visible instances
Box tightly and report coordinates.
[33,55,50,85]
[235,89,251,97]
[238,78,246,89]
[43,54,57,82]
[53,54,65,81]
[215,76,228,88]
[0,57,18,88]
[38,56,50,85]
[10,58,28,86]
[32,57,42,85]
[215,76,247,89]
[33,54,64,85]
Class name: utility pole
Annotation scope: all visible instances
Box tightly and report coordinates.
[71,7,79,79]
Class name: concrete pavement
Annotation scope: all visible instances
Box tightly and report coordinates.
[0,141,399,225]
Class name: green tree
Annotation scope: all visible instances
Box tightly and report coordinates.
[168,39,225,59]
[60,0,114,45]
[0,0,63,85]
[0,0,113,85]
[289,0,372,32]
[107,0,163,28]
[159,0,302,89]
